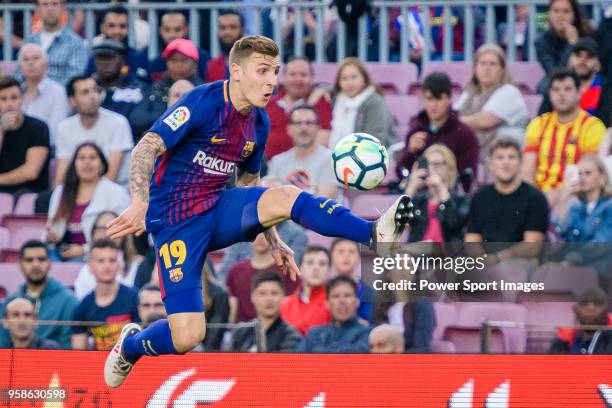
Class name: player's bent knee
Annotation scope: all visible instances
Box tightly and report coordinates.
[266,185,302,216]
[168,312,206,353]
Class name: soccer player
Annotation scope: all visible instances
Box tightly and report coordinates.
[104,35,412,387]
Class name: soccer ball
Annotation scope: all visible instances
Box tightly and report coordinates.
[332,133,389,190]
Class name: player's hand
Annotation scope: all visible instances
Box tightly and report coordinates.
[107,200,148,239]
[271,240,300,282]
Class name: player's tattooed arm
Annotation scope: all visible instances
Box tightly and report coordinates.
[131,132,167,202]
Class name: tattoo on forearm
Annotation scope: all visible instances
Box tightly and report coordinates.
[130,132,167,202]
[264,228,280,248]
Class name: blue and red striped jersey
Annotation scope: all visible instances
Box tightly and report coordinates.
[146,80,269,231]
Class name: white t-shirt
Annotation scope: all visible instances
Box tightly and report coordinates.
[454,84,529,144]
[40,30,60,53]
[56,108,134,186]
[267,145,338,195]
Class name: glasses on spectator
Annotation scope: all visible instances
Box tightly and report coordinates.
[290,120,318,127]
[22,256,48,263]
[140,302,164,309]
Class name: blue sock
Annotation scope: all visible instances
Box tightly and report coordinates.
[290,192,373,245]
[123,319,179,363]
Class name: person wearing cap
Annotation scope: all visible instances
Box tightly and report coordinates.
[148,11,210,82]
[550,286,612,354]
[92,38,147,123]
[128,39,203,144]
[85,6,150,83]
[539,37,611,126]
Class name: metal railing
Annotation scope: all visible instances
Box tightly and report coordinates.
[0,0,608,64]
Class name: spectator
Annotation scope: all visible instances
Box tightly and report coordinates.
[19,43,70,144]
[206,10,244,83]
[331,238,372,321]
[371,267,435,352]
[523,70,606,197]
[550,286,612,354]
[73,211,142,299]
[404,144,470,244]
[0,240,77,349]
[202,261,229,351]
[535,0,594,80]
[149,11,210,82]
[167,79,194,107]
[454,44,528,174]
[0,76,50,195]
[137,284,166,326]
[596,12,612,82]
[555,155,612,243]
[539,38,611,127]
[85,6,149,82]
[330,57,396,148]
[23,0,88,86]
[46,143,130,262]
[230,271,302,352]
[55,75,134,186]
[218,178,308,282]
[2,298,59,349]
[71,239,139,351]
[129,39,203,142]
[226,233,301,323]
[296,276,371,353]
[267,105,338,198]
[92,39,146,121]
[265,57,333,159]
[396,72,479,192]
[281,246,333,335]
[466,138,549,261]
[369,324,405,354]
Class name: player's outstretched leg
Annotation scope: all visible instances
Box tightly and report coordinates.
[105,309,205,387]
[257,186,413,253]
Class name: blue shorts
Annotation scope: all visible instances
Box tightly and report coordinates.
[151,187,267,315]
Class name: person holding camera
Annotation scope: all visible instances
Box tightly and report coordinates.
[403,144,470,245]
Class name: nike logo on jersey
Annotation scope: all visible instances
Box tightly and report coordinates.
[211,135,226,143]
[193,150,236,175]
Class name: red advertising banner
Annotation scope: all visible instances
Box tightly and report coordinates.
[0,350,610,407]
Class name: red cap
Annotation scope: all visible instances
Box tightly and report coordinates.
[162,38,199,62]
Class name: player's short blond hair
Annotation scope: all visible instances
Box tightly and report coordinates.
[229,35,279,67]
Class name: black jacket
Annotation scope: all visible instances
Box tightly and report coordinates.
[231,317,302,352]
[408,190,470,244]
[550,331,612,354]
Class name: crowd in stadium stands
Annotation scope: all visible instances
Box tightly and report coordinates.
[0,0,611,354]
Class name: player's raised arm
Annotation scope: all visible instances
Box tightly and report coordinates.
[107,132,167,239]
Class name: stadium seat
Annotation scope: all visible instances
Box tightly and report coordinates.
[433,302,459,340]
[14,193,38,215]
[0,249,20,262]
[9,225,45,250]
[443,325,507,353]
[311,62,338,86]
[306,230,334,249]
[381,154,398,186]
[0,262,25,298]
[529,263,599,300]
[508,62,545,94]
[0,61,17,76]
[520,301,575,353]
[50,262,84,289]
[0,226,9,251]
[431,339,456,353]
[417,62,471,91]
[0,193,14,224]
[384,94,421,127]
[349,193,401,219]
[367,62,419,95]
[523,94,543,119]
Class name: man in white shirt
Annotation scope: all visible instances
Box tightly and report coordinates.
[19,43,70,145]
[55,75,133,187]
[23,0,88,86]
[267,104,338,198]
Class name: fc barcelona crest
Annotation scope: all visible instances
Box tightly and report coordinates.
[169,268,183,283]
[242,141,255,158]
